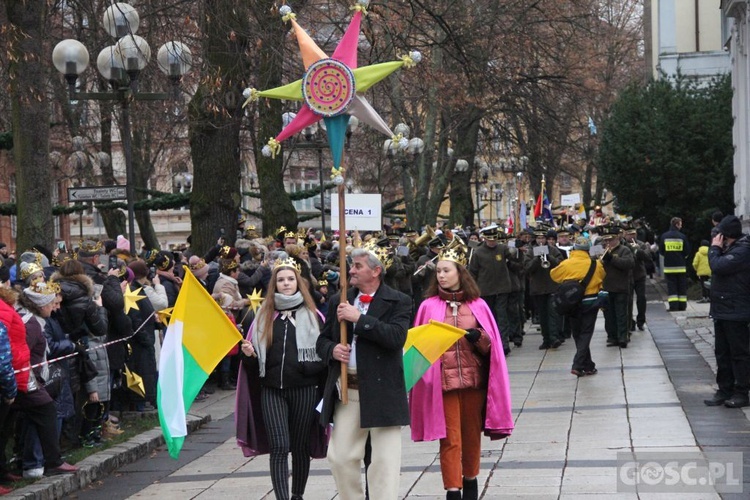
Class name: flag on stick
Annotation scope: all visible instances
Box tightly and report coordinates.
[533,177,553,222]
[403,320,465,391]
[158,270,242,459]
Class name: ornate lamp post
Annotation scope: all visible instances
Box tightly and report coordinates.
[384,123,424,224]
[52,3,192,253]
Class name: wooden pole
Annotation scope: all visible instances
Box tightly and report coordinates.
[338,171,349,405]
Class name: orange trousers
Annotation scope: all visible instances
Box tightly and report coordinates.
[439,388,486,490]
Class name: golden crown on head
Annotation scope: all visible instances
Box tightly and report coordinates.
[190,258,207,270]
[20,262,44,280]
[274,257,301,273]
[284,231,297,239]
[220,258,239,272]
[29,277,61,295]
[363,240,393,269]
[276,226,287,236]
[317,279,328,287]
[437,235,468,267]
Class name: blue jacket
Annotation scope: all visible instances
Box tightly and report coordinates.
[708,235,750,321]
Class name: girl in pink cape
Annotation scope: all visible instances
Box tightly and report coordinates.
[409,241,514,500]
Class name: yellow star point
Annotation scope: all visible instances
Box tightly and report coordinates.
[157,307,174,325]
[247,288,264,313]
[124,286,147,314]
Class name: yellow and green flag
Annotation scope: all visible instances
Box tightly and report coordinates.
[157,269,242,459]
[403,320,465,392]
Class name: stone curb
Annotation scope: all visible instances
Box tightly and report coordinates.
[4,413,211,500]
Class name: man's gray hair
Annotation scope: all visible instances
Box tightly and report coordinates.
[351,248,385,278]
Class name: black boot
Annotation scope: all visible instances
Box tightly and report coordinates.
[446,490,461,500]
[219,372,236,390]
[462,478,478,500]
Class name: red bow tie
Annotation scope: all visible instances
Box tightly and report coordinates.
[359,294,373,304]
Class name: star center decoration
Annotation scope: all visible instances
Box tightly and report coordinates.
[247,288,264,314]
[242,0,420,185]
[124,285,147,314]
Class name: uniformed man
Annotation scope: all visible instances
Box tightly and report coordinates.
[659,217,690,311]
[524,225,564,349]
[600,226,635,347]
[468,225,514,354]
[623,227,651,330]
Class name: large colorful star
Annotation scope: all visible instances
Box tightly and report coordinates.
[242,1,420,181]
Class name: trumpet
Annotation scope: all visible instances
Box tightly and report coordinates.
[540,253,551,269]
[599,246,611,261]
[413,233,465,276]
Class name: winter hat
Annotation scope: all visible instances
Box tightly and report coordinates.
[188,255,209,280]
[573,236,591,252]
[718,215,743,239]
[23,280,59,308]
[128,260,149,280]
[116,235,130,251]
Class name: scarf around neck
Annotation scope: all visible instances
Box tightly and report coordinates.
[251,291,321,377]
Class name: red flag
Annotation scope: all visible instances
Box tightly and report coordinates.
[533,191,543,219]
[506,215,514,234]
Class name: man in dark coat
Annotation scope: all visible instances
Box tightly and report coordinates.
[600,227,635,348]
[704,215,750,408]
[316,247,411,500]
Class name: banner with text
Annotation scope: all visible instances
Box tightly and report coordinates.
[331,193,382,231]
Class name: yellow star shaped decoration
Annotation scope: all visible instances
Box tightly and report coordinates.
[124,286,147,314]
[157,307,174,325]
[247,288,264,313]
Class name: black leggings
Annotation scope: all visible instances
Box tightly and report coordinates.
[260,385,317,499]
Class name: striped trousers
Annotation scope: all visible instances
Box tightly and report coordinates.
[260,385,318,500]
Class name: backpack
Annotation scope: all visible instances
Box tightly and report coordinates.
[553,259,597,315]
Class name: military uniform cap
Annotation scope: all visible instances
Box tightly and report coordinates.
[480,224,499,240]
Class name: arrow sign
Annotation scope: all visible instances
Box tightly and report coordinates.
[68,186,127,202]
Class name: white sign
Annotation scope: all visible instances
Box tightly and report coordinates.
[560,193,581,206]
[532,245,549,256]
[68,186,127,202]
[330,193,382,231]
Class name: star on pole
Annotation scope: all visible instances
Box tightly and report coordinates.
[242,0,421,185]
[124,286,147,314]
[247,288,264,314]
[157,307,174,325]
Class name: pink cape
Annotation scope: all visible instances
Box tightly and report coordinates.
[409,296,514,441]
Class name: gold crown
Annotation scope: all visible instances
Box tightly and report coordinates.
[363,243,393,269]
[317,279,328,287]
[276,226,287,236]
[29,278,61,295]
[438,246,467,266]
[220,258,239,272]
[20,262,44,280]
[284,231,297,239]
[274,257,301,273]
[190,258,207,270]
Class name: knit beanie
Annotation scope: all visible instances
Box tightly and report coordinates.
[718,215,743,239]
[573,236,591,252]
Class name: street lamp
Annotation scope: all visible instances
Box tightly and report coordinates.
[480,183,504,224]
[52,3,192,254]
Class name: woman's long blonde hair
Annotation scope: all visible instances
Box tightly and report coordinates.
[257,265,317,349]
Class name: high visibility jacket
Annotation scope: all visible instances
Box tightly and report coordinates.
[659,225,690,274]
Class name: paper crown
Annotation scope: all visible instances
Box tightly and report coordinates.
[20,262,44,280]
[220,258,239,272]
[29,277,61,295]
[189,258,207,270]
[275,226,287,237]
[363,240,393,269]
[284,231,297,239]
[317,279,328,287]
[274,257,301,273]
[438,244,468,267]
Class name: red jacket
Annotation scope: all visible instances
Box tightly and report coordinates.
[0,292,30,392]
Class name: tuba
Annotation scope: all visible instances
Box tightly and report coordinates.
[408,225,436,257]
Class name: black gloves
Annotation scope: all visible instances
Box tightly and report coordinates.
[464,328,481,343]
[74,342,88,355]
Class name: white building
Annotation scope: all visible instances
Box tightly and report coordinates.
[723,0,750,228]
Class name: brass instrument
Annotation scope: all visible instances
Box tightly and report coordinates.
[540,253,551,269]
[408,225,435,257]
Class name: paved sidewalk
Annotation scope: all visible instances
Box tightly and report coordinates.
[8,278,749,499]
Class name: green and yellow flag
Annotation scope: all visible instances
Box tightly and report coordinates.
[403,320,465,392]
[157,270,242,459]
